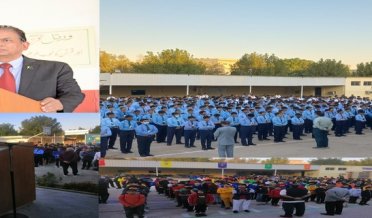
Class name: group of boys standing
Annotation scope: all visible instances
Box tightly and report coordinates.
[100,95,371,157]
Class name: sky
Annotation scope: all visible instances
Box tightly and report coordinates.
[101,0,372,68]
[0,113,99,131]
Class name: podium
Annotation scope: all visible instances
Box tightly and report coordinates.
[0,88,42,112]
[0,143,36,215]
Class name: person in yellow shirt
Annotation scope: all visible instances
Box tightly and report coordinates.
[217,184,234,209]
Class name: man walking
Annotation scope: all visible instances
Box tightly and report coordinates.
[313,111,333,149]
[280,183,310,217]
[214,121,237,158]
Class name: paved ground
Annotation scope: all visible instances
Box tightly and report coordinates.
[34,161,98,184]
[99,186,372,218]
[15,188,98,218]
[105,128,372,158]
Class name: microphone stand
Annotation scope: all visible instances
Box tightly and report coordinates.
[0,143,28,218]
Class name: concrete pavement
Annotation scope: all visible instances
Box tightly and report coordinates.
[104,129,372,158]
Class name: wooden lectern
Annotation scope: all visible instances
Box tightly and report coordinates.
[0,88,42,112]
[0,143,36,215]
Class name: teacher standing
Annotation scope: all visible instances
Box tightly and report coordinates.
[214,121,237,158]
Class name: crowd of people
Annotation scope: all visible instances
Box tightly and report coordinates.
[33,142,101,176]
[100,95,372,157]
[98,174,372,217]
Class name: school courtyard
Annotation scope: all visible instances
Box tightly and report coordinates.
[105,128,372,158]
[99,187,372,218]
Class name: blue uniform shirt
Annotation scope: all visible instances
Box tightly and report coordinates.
[101,117,120,128]
[135,124,158,136]
[198,120,215,130]
[119,120,138,131]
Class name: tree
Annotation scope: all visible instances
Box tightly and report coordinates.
[0,123,18,136]
[353,62,372,77]
[132,49,206,74]
[89,125,101,134]
[310,158,345,165]
[231,52,269,75]
[19,116,63,136]
[261,157,289,164]
[306,59,350,77]
[196,58,226,75]
[100,51,132,73]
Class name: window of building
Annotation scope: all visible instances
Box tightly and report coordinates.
[131,90,146,95]
[338,168,347,171]
[325,167,335,171]
[351,81,361,86]
[363,81,372,86]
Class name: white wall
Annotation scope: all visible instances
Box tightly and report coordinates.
[100,73,345,87]
[2,0,99,90]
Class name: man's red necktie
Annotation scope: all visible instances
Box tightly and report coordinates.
[0,63,16,93]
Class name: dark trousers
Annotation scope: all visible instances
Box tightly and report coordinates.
[335,121,345,136]
[155,124,167,142]
[233,125,240,142]
[304,119,313,133]
[349,196,359,204]
[100,136,109,158]
[195,204,207,214]
[108,128,119,148]
[257,124,267,140]
[282,202,305,216]
[240,126,254,145]
[325,201,344,215]
[292,125,302,139]
[316,193,325,203]
[267,123,273,136]
[166,127,183,145]
[200,130,213,149]
[34,154,43,167]
[124,205,145,218]
[313,128,328,148]
[271,198,280,205]
[98,192,109,203]
[184,130,196,147]
[274,126,285,142]
[119,130,135,152]
[355,121,365,134]
[137,136,153,156]
[359,196,370,205]
[55,157,60,167]
[62,161,78,175]
[82,159,92,169]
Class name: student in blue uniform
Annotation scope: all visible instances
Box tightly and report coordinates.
[335,109,347,137]
[166,112,185,146]
[291,113,304,140]
[256,111,269,141]
[183,116,198,148]
[272,111,287,143]
[239,113,257,146]
[226,112,240,143]
[119,115,138,154]
[302,106,314,134]
[100,124,112,158]
[135,118,158,157]
[153,110,168,143]
[198,116,215,150]
[101,112,121,149]
[355,110,367,135]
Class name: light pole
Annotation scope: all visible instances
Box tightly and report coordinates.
[110,69,121,96]
[300,74,304,98]
[249,68,253,94]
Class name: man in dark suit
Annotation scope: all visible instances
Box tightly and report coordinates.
[0,25,84,112]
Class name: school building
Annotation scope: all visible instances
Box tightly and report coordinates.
[100,73,372,98]
[99,160,372,179]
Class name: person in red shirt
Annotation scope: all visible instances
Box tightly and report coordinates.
[188,189,214,217]
[119,187,146,218]
[269,186,282,206]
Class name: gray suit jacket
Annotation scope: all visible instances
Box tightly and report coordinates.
[18,56,85,112]
[213,126,237,146]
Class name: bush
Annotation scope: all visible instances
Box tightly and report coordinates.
[62,182,98,194]
[36,172,62,187]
